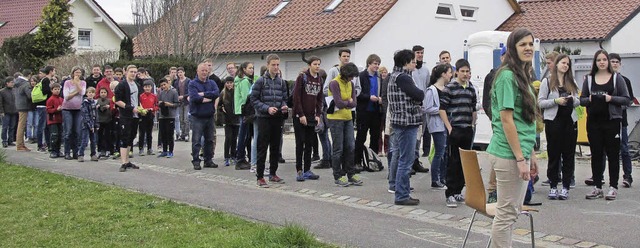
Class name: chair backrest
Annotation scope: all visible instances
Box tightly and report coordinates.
[459,148,487,214]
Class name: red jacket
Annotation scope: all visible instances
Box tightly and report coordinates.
[46,94,64,125]
[95,77,115,100]
[139,92,158,113]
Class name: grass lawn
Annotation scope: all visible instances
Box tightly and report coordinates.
[0,162,332,248]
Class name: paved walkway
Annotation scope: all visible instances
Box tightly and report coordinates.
[4,128,639,248]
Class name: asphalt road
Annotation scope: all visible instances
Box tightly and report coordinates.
[3,128,639,248]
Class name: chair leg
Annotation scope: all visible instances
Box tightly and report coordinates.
[529,213,535,248]
[462,210,477,248]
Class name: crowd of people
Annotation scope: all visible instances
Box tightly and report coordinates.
[0,28,634,248]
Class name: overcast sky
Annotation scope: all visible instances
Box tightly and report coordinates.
[95,0,133,24]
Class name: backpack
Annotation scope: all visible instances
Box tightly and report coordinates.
[31,79,47,103]
[361,147,384,172]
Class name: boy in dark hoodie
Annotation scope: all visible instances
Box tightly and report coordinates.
[46,83,63,157]
[79,87,99,162]
[97,87,113,159]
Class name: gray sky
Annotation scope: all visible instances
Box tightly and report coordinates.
[95,0,133,24]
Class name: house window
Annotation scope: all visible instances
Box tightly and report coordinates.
[267,0,290,17]
[436,3,456,20]
[77,29,92,48]
[324,0,343,12]
[460,6,478,21]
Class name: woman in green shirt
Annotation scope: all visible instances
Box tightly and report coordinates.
[486,28,539,248]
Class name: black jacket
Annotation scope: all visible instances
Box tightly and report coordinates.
[114,80,142,118]
[356,70,384,113]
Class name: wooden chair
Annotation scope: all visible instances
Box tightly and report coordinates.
[459,148,537,248]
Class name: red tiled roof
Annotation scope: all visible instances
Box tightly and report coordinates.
[0,0,49,45]
[498,0,640,42]
[133,0,398,56]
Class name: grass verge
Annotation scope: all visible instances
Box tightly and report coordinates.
[0,162,332,247]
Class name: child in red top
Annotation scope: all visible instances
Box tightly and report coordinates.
[46,83,64,158]
[138,81,158,155]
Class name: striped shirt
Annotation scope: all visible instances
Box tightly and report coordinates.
[440,80,477,128]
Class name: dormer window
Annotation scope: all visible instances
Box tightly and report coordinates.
[192,11,204,23]
[436,3,456,20]
[324,0,343,12]
[268,0,290,17]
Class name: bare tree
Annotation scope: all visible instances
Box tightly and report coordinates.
[132,0,247,63]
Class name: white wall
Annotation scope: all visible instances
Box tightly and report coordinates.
[212,45,354,80]
[70,0,122,53]
[540,41,602,57]
[606,14,640,54]
[353,0,515,70]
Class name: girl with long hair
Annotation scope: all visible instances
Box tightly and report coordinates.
[425,63,453,189]
[580,50,630,200]
[233,62,255,170]
[538,54,580,200]
[486,28,539,247]
[61,66,87,160]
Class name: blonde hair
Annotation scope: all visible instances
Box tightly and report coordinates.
[378,66,388,73]
[86,87,96,93]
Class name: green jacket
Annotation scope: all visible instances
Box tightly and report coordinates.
[233,75,257,115]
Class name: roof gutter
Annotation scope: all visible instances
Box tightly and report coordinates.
[218,39,359,56]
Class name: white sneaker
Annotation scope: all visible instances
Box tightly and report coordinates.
[249,166,256,173]
[446,196,458,208]
[558,188,569,200]
[605,186,617,200]
[548,188,558,200]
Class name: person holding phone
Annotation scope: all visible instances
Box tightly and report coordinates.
[538,54,580,200]
[292,56,324,182]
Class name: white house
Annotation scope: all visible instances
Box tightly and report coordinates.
[498,0,640,56]
[0,0,126,53]
[134,0,520,79]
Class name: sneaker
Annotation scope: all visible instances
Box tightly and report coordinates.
[487,190,497,203]
[268,175,285,184]
[64,154,72,160]
[49,153,58,158]
[203,161,218,168]
[558,188,569,200]
[229,158,237,166]
[605,187,617,200]
[91,155,99,161]
[303,171,320,180]
[37,147,47,152]
[387,187,395,194]
[224,159,230,167]
[454,194,465,202]
[313,160,331,169]
[78,156,84,162]
[147,149,154,155]
[348,175,363,186]
[622,179,631,188]
[548,188,558,200]
[278,157,286,163]
[585,187,604,199]
[126,163,139,169]
[157,152,167,158]
[166,152,174,158]
[119,164,127,172]
[541,179,551,186]
[192,161,202,170]
[139,150,145,156]
[395,197,420,206]
[249,166,256,173]
[296,171,305,182]
[235,161,251,170]
[431,181,445,189]
[2,142,7,148]
[335,176,349,187]
[312,155,320,161]
[446,196,458,208]
[257,178,269,188]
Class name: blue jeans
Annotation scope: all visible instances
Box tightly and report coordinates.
[392,124,419,202]
[62,110,82,155]
[235,118,251,161]
[431,131,448,184]
[251,122,258,165]
[190,115,215,162]
[387,128,398,189]
[621,126,632,181]
[329,119,355,180]
[27,110,36,139]
[2,113,18,144]
[35,107,46,148]
[80,128,96,156]
[319,122,332,161]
